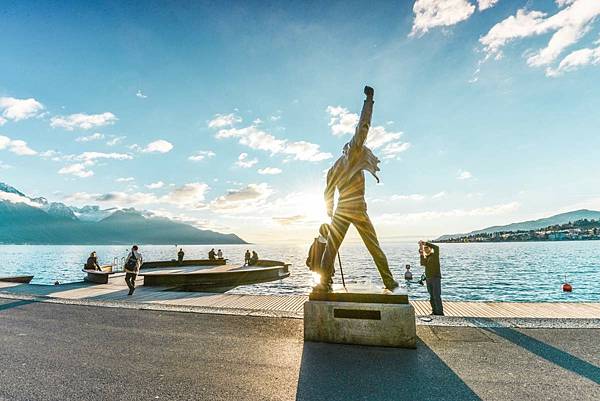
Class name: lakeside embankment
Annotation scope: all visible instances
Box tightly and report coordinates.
[1,298,599,401]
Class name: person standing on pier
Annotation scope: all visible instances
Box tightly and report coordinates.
[177,248,185,264]
[319,85,399,292]
[124,245,143,296]
[244,249,251,266]
[217,249,223,259]
[419,241,444,315]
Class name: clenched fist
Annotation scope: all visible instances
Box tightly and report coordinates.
[364,86,374,98]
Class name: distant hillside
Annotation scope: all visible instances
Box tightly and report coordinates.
[0,182,246,245]
[437,209,600,241]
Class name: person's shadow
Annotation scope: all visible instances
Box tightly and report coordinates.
[296,340,481,401]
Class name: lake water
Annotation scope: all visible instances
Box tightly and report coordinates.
[0,241,598,302]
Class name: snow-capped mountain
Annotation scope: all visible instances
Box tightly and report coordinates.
[0,182,245,245]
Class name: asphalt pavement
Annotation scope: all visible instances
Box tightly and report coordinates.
[0,298,599,400]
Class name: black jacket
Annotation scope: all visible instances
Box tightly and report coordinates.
[420,242,441,279]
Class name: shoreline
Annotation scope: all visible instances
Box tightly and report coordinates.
[2,281,600,328]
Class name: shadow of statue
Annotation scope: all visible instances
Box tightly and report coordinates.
[296,340,481,401]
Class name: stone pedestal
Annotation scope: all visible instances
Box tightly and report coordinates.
[304,285,416,349]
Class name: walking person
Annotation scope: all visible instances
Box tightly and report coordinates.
[124,245,143,296]
[419,241,444,316]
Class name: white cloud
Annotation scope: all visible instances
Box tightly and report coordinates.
[161,182,209,208]
[326,106,359,136]
[478,0,499,11]
[365,126,403,149]
[217,125,286,154]
[0,97,44,122]
[410,0,476,36]
[375,202,520,224]
[235,152,258,168]
[136,90,147,99]
[457,170,473,180]
[50,112,117,130]
[75,132,105,142]
[188,150,216,161]
[258,167,282,175]
[215,123,331,162]
[106,136,126,146]
[0,161,12,169]
[210,183,273,212]
[391,194,426,201]
[547,40,600,76]
[208,113,242,128]
[432,191,447,199]
[282,141,332,162]
[75,151,133,162]
[381,142,411,159]
[325,106,410,159]
[146,181,165,189]
[116,177,134,183]
[142,139,173,153]
[58,163,94,178]
[64,182,209,208]
[0,135,37,156]
[480,1,600,75]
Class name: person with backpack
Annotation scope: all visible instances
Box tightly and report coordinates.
[306,224,332,291]
[124,245,143,296]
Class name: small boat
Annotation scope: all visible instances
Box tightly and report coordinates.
[0,275,34,283]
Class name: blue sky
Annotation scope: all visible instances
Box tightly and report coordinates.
[1,0,600,242]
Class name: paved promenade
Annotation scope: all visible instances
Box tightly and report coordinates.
[0,298,599,401]
[1,281,600,322]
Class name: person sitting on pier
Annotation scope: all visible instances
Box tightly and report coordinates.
[419,241,444,316]
[124,245,143,296]
[404,264,413,281]
[244,249,251,266]
[177,248,185,264]
[217,249,223,259]
[208,248,216,260]
[248,251,259,266]
[85,251,102,271]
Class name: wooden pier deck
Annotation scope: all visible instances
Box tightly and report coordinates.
[1,281,599,320]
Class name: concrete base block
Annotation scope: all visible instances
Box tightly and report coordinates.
[304,300,417,348]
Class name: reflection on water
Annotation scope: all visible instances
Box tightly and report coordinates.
[0,241,598,302]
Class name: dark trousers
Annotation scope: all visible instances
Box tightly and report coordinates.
[321,208,396,289]
[125,272,137,294]
[426,277,444,315]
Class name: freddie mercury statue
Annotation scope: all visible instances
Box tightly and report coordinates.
[317,86,399,292]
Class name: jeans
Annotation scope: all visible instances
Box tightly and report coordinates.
[125,272,137,294]
[426,277,444,315]
[321,208,397,289]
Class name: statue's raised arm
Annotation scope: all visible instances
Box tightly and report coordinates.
[348,86,374,151]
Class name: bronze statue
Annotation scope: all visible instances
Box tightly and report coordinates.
[317,86,399,292]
